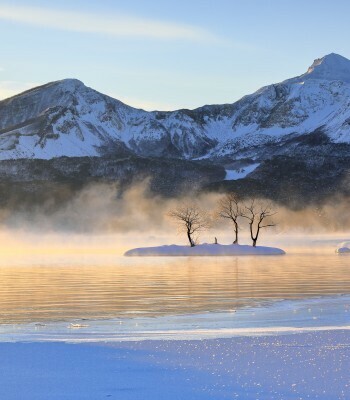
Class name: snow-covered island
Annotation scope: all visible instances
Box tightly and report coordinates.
[336,241,350,253]
[124,243,285,257]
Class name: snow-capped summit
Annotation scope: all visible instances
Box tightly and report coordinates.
[295,53,350,83]
[55,78,85,88]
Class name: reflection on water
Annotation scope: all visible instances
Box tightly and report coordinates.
[0,253,349,324]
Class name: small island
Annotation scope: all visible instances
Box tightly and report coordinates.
[125,243,285,256]
[125,195,286,257]
[336,241,350,253]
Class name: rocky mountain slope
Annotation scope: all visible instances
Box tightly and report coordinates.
[1,53,350,161]
[0,53,349,206]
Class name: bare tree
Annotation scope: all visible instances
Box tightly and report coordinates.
[241,200,276,247]
[168,205,209,247]
[217,193,242,244]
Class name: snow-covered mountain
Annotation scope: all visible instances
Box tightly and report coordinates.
[1,53,350,163]
[0,79,216,160]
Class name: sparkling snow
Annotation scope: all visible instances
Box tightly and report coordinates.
[1,330,350,399]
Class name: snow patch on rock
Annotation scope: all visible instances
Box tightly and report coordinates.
[225,163,260,180]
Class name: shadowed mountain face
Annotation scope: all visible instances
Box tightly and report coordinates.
[0,53,349,206]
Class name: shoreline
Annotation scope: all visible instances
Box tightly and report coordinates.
[2,324,350,344]
[1,294,349,343]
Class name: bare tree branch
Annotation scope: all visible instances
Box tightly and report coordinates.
[241,199,277,247]
[168,204,209,247]
[216,193,242,244]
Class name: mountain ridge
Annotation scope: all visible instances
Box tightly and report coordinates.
[1,53,350,163]
[0,53,349,206]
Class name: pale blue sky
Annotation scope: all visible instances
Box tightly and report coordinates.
[0,0,349,110]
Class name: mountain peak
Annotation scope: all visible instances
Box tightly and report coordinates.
[53,78,85,91]
[299,53,350,83]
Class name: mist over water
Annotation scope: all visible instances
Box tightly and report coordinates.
[0,181,348,327]
[0,181,349,235]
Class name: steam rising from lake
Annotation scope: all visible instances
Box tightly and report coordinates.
[0,180,348,255]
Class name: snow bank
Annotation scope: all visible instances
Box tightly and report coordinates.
[124,243,285,256]
[336,241,350,253]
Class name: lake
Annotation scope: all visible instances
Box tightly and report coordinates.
[0,250,349,329]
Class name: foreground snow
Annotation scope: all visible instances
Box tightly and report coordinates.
[336,241,350,253]
[124,243,285,256]
[1,330,349,399]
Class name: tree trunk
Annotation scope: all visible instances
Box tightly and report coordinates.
[249,223,255,246]
[234,221,239,244]
[187,231,195,247]
[253,227,260,247]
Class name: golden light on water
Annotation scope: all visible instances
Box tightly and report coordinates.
[0,249,349,324]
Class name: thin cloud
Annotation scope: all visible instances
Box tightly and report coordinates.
[0,4,222,43]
